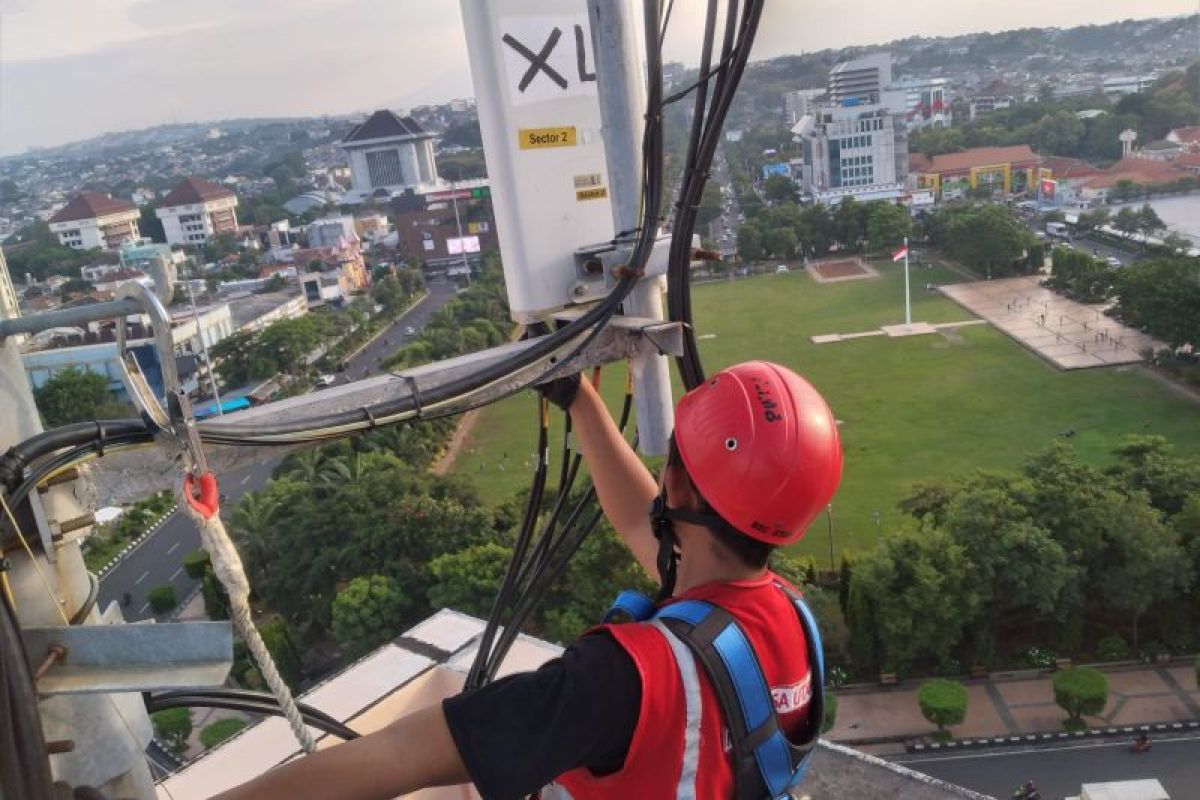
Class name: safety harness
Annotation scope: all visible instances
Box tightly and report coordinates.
[603,583,825,800]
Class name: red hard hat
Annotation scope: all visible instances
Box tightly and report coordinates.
[674,361,843,545]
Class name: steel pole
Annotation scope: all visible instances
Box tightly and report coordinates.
[185,281,224,414]
[0,250,155,797]
[588,0,674,456]
[451,189,472,287]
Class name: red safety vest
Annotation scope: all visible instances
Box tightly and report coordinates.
[550,572,813,800]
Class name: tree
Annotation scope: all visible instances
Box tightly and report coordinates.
[1111,257,1200,349]
[428,543,513,618]
[761,227,798,260]
[865,202,912,253]
[917,679,968,736]
[848,526,982,674]
[933,204,1035,278]
[200,718,248,750]
[1075,207,1110,233]
[696,182,725,227]
[763,174,798,204]
[183,550,211,580]
[1053,667,1108,728]
[146,585,178,614]
[1136,204,1165,251]
[151,708,193,755]
[138,206,166,243]
[1099,493,1189,650]
[226,491,280,581]
[32,367,116,427]
[1112,206,1141,241]
[833,197,867,251]
[1048,247,1111,303]
[331,574,410,660]
[736,224,764,262]
[258,617,304,688]
[1108,180,1143,204]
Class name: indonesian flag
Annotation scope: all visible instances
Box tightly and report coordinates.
[892,246,908,262]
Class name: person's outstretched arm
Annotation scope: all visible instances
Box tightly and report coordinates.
[211,704,467,800]
[567,378,660,579]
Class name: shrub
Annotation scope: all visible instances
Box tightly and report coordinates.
[1024,646,1056,669]
[917,679,968,734]
[146,585,178,614]
[183,549,211,580]
[200,718,248,750]
[1053,667,1109,725]
[1096,634,1129,662]
[821,693,838,734]
[151,708,192,755]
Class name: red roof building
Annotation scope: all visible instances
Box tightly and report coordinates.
[910,145,1044,199]
[47,192,140,251]
[155,177,239,248]
[1167,126,1200,152]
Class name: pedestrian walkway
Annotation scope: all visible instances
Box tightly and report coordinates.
[827,663,1200,746]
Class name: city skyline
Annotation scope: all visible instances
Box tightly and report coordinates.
[1,0,1196,156]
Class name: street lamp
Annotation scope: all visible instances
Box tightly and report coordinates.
[825,504,835,575]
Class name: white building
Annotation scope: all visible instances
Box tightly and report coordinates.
[793,55,908,205]
[783,89,824,124]
[48,192,140,251]
[156,177,240,247]
[892,76,951,131]
[1103,73,1159,96]
[306,216,359,249]
[340,110,441,204]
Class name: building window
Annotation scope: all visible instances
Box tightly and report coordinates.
[366,149,404,188]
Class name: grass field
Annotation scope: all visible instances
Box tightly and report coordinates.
[451,260,1200,560]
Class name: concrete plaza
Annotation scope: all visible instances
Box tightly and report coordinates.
[938,277,1163,370]
[827,663,1200,749]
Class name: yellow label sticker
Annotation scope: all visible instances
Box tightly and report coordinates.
[518,126,577,150]
[576,187,608,201]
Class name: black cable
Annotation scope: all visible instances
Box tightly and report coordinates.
[144,694,359,742]
[0,590,53,800]
[667,0,763,390]
[464,398,551,691]
[479,391,635,684]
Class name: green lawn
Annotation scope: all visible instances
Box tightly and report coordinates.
[451,260,1200,560]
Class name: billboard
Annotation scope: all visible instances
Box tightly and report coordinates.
[762,162,791,179]
[446,235,481,255]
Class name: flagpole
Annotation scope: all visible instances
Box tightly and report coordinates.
[903,235,911,326]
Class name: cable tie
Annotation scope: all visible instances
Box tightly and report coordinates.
[360,406,377,429]
[405,375,424,419]
[95,421,106,457]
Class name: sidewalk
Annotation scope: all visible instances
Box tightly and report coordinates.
[827,662,1200,748]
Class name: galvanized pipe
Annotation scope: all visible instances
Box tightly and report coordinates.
[0,297,144,339]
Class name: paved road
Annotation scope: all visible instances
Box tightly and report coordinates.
[97,280,460,619]
[896,734,1200,799]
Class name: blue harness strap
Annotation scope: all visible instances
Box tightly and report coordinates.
[603,585,825,799]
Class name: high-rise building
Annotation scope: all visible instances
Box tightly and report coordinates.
[47,192,140,251]
[340,110,441,204]
[783,89,823,125]
[155,177,240,247]
[892,77,951,130]
[793,55,908,204]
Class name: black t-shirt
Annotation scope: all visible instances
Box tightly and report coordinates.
[442,631,641,800]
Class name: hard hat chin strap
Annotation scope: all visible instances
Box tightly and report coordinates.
[649,490,731,603]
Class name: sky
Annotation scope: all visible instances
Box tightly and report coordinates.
[0,0,1195,156]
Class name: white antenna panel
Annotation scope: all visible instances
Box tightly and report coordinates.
[460,0,630,323]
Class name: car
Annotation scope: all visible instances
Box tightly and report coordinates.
[404,326,416,335]
[775,265,789,274]
[1105,256,1122,268]
[315,374,337,389]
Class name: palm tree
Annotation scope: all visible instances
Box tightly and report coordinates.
[321,451,367,485]
[281,449,327,484]
[226,492,280,580]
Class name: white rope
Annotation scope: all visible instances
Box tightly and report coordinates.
[178,484,317,753]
